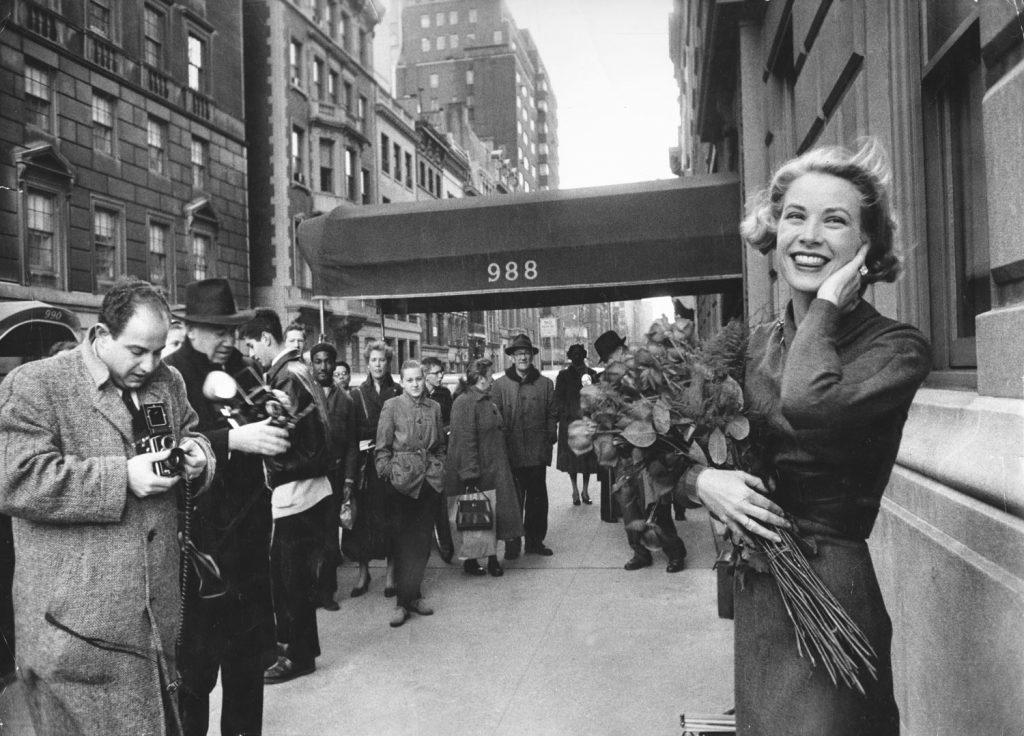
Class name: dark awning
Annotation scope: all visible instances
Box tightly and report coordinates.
[0,301,81,357]
[297,174,742,314]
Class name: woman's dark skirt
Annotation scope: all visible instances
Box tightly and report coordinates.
[734,523,900,735]
[556,422,598,474]
[342,458,400,562]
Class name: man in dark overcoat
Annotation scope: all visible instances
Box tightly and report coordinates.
[164,279,291,735]
[0,278,213,735]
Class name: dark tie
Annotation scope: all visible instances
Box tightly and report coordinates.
[120,389,147,440]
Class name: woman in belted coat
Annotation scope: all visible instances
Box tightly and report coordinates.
[444,359,524,577]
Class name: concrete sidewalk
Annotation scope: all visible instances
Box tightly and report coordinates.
[0,469,734,735]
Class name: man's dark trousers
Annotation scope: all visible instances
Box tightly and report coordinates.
[512,465,549,547]
[271,496,329,665]
[619,495,685,562]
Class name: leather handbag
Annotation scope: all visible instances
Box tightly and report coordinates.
[339,487,357,531]
[455,491,494,531]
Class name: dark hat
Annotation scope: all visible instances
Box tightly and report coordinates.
[567,343,587,358]
[173,278,254,326]
[594,331,627,363]
[504,334,539,356]
[309,342,337,361]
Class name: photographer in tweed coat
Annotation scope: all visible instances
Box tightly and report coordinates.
[0,278,214,735]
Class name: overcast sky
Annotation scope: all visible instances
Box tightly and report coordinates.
[504,0,680,190]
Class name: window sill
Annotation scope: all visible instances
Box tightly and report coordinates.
[923,369,977,392]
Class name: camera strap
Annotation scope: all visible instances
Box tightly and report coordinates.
[120,389,148,441]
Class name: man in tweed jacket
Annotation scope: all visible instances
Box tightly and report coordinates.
[0,278,214,736]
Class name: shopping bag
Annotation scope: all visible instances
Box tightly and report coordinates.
[448,490,497,560]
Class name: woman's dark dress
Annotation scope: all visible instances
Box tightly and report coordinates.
[554,364,599,474]
[734,298,930,735]
[344,374,401,562]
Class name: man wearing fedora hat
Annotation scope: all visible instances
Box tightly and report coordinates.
[492,334,557,557]
[164,278,291,735]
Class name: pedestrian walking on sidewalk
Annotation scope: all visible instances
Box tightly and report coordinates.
[554,344,598,506]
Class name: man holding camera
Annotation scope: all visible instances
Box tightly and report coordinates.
[163,279,291,735]
[0,277,213,735]
[240,309,331,685]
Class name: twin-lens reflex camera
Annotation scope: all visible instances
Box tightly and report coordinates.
[133,402,186,477]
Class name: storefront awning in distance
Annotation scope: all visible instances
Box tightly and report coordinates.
[297,174,742,314]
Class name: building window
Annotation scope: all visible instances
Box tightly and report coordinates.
[493,30,503,44]
[319,138,335,192]
[24,62,53,132]
[143,5,165,68]
[93,205,123,290]
[92,92,115,156]
[191,136,208,189]
[450,34,458,48]
[147,117,167,174]
[148,220,171,294]
[289,40,302,86]
[449,10,458,24]
[469,8,477,23]
[430,97,439,111]
[361,168,370,204]
[187,33,207,92]
[393,143,401,181]
[420,14,430,28]
[313,57,325,99]
[436,35,446,51]
[381,133,391,174]
[466,69,474,85]
[88,0,114,38]
[436,12,445,26]
[405,152,413,188]
[359,29,369,66]
[25,188,63,288]
[418,161,425,187]
[429,73,439,89]
[346,148,357,200]
[922,19,990,369]
[337,12,349,50]
[421,37,430,53]
[466,33,475,44]
[190,232,211,280]
[344,81,353,112]
[358,95,367,131]
[328,69,339,103]
[292,125,306,184]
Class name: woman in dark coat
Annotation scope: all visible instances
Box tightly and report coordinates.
[345,340,400,598]
[554,344,598,505]
[684,140,930,735]
[444,359,524,577]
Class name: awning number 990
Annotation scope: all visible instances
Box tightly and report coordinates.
[488,261,537,282]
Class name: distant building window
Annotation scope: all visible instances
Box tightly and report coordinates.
[450,35,458,48]
[429,73,439,88]
[319,138,335,193]
[468,8,477,23]
[449,10,458,24]
[92,92,115,156]
[436,12,445,26]
[26,189,62,288]
[337,12,349,50]
[421,38,430,52]
[467,33,475,44]
[143,5,165,68]
[148,221,171,292]
[436,35,445,51]
[24,62,53,132]
[405,152,413,188]
[147,117,167,174]
[191,232,210,280]
[328,69,339,103]
[361,168,370,204]
[191,136,208,189]
[292,126,306,184]
[187,33,207,92]
[466,69,474,85]
[88,0,114,38]
[381,133,391,174]
[344,81,353,112]
[420,14,430,28]
[313,58,325,99]
[93,205,123,290]
[430,97,439,111]
[346,148,357,200]
[493,30,503,44]
[358,95,367,131]
[289,40,302,86]
[359,29,369,66]
[393,143,402,181]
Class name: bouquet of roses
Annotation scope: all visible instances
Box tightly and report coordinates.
[569,316,877,693]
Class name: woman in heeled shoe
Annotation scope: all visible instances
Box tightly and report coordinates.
[444,359,524,578]
[554,345,598,506]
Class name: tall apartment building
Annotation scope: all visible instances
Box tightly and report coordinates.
[1,0,250,329]
[394,0,558,193]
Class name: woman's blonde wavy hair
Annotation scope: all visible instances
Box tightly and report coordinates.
[739,137,902,285]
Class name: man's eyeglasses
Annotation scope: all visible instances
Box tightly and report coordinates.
[428,370,443,376]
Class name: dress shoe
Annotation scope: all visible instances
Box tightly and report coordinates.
[384,585,397,598]
[666,557,687,573]
[407,597,434,616]
[581,491,593,505]
[524,543,553,556]
[504,538,521,560]
[264,656,315,684]
[318,595,340,611]
[389,606,409,628]
[350,573,370,598]
[624,554,653,571]
[572,490,581,506]
[463,559,487,576]
[487,557,504,577]
[439,545,455,564]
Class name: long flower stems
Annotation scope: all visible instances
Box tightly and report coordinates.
[752,527,878,694]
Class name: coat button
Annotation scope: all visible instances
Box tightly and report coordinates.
[147,529,157,542]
